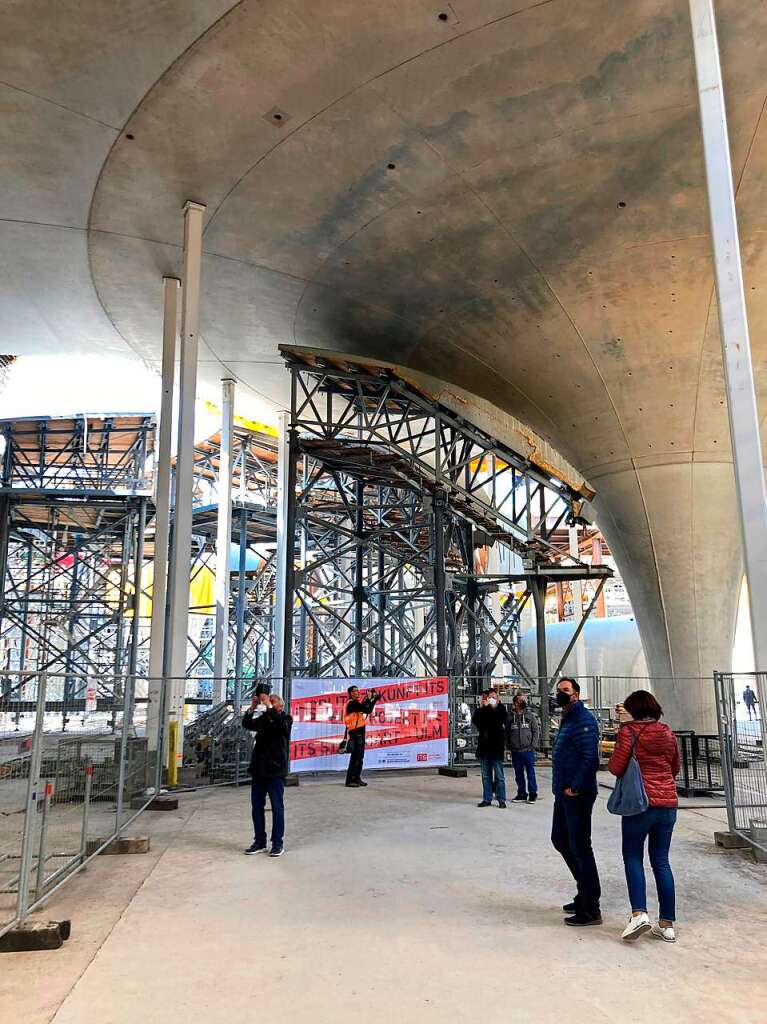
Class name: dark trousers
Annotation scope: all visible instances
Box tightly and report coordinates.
[346,728,366,784]
[511,751,538,797]
[551,793,601,916]
[251,777,285,848]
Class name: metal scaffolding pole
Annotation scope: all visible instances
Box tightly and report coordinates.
[532,577,550,749]
[433,492,448,677]
[234,505,247,708]
[272,410,292,696]
[690,2,767,739]
[147,276,179,751]
[354,479,365,676]
[213,378,236,700]
[166,202,205,760]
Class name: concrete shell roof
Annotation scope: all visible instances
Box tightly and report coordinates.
[3,0,766,724]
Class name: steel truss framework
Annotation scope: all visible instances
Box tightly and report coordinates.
[279,349,612,706]
[0,416,153,723]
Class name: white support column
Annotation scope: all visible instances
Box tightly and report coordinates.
[212,378,236,701]
[146,276,179,752]
[568,526,587,683]
[272,410,290,697]
[690,1,767,741]
[165,201,205,760]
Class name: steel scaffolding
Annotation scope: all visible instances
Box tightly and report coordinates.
[181,420,280,696]
[277,349,612,741]
[0,415,153,724]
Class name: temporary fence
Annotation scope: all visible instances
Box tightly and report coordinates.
[0,668,176,940]
[714,671,767,856]
[449,675,600,765]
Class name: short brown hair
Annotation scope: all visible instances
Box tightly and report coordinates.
[623,690,662,721]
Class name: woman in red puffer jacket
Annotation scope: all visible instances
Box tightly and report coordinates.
[608,690,681,944]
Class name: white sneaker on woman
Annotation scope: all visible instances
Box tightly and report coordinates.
[651,922,676,942]
[621,912,651,941]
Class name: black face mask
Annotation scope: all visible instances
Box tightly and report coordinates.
[555,691,573,708]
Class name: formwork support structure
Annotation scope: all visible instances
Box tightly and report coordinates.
[274,349,612,716]
[0,415,154,717]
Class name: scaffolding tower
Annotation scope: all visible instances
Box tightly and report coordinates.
[277,349,611,742]
[0,415,153,724]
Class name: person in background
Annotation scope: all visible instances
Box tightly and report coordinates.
[242,693,293,857]
[743,684,758,721]
[506,693,540,803]
[609,689,680,943]
[550,677,602,927]
[472,688,508,808]
[344,685,381,788]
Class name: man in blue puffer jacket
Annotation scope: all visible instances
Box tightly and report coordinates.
[550,677,602,927]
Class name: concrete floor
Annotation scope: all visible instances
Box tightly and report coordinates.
[3,770,767,1024]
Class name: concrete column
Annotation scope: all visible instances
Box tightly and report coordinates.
[690,0,767,747]
[146,277,178,752]
[165,201,205,760]
[212,378,235,701]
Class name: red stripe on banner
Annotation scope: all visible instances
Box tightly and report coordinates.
[290,677,448,723]
[290,711,448,761]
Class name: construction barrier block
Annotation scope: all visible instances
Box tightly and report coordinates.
[714,831,750,850]
[0,920,70,953]
[130,796,179,811]
[285,774,300,787]
[438,766,468,778]
[101,836,150,856]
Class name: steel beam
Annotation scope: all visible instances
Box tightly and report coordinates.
[166,202,205,760]
[147,276,178,751]
[690,1,767,746]
[212,378,236,699]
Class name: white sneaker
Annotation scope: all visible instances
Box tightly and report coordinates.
[651,922,676,942]
[621,912,651,941]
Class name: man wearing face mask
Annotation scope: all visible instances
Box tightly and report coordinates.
[550,677,602,927]
[472,688,508,808]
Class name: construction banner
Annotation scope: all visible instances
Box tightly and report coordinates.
[289,677,449,773]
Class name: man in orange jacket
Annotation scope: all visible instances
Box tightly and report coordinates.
[344,685,381,787]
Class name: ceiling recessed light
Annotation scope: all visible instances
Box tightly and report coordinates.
[264,107,290,126]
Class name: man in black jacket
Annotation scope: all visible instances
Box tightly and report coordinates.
[344,685,381,788]
[472,689,508,808]
[242,693,292,857]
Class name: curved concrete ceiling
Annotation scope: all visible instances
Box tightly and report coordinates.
[3,0,766,725]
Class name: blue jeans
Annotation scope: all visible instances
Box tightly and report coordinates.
[621,806,677,921]
[511,751,538,797]
[251,777,285,848]
[480,758,506,802]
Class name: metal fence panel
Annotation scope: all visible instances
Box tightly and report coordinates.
[714,671,767,855]
[0,668,170,938]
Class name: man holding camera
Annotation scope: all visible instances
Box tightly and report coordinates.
[242,691,293,857]
[472,688,508,807]
[344,685,381,788]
